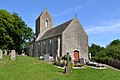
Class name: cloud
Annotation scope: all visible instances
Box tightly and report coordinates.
[86,20,120,46]
[86,20,120,36]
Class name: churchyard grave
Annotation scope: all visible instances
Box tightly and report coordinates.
[44,54,49,61]
[0,49,3,60]
[11,50,16,60]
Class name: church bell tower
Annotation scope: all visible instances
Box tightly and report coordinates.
[36,9,52,38]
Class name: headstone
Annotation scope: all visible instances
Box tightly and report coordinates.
[44,54,49,61]
[89,53,91,60]
[65,52,71,74]
[11,50,16,60]
[4,50,7,55]
[80,58,84,64]
[0,49,3,60]
[65,66,71,74]
[22,50,24,53]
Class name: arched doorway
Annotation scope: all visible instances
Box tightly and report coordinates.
[74,50,79,63]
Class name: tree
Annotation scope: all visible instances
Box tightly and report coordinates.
[12,12,34,54]
[106,44,120,60]
[0,9,34,54]
[89,44,104,56]
[95,49,107,58]
[0,9,14,50]
[107,39,120,47]
[22,26,34,53]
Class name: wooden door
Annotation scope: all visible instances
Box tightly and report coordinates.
[74,52,79,61]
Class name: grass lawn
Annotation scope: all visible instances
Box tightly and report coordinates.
[0,55,120,80]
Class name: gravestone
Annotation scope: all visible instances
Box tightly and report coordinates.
[44,54,49,61]
[80,58,84,64]
[89,53,91,60]
[0,49,3,60]
[4,50,7,55]
[11,50,16,60]
[21,50,25,56]
[65,66,71,73]
[65,52,71,74]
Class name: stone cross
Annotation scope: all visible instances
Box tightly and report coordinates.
[65,52,71,74]
[0,49,3,60]
[66,52,69,66]
[11,50,16,60]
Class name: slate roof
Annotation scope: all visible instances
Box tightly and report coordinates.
[40,19,73,40]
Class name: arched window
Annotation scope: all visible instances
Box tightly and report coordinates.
[45,20,48,27]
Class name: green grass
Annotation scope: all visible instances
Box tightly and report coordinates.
[0,55,120,80]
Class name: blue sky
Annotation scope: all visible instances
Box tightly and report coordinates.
[0,0,120,47]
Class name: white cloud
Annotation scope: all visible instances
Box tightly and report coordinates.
[86,20,120,46]
[86,20,120,35]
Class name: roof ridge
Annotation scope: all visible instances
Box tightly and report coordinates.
[48,19,73,31]
[39,19,73,40]
[55,19,73,28]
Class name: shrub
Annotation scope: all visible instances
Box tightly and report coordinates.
[62,55,71,61]
[91,56,113,64]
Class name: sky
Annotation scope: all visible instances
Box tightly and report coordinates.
[0,0,120,47]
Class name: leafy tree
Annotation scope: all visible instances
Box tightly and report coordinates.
[106,39,120,48]
[12,12,34,54]
[95,49,107,58]
[0,9,34,54]
[0,9,14,50]
[89,44,104,56]
[106,44,120,60]
[91,39,120,62]
[22,26,34,53]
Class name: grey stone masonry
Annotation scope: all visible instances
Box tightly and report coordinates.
[62,17,88,63]
[80,58,84,64]
[28,10,89,64]
[44,54,49,61]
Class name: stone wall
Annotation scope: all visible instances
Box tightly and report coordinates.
[36,17,40,37]
[36,10,52,38]
[39,10,52,37]
[34,42,41,57]
[62,17,88,63]
[38,36,61,57]
[28,43,33,56]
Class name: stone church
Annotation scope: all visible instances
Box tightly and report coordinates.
[28,9,89,63]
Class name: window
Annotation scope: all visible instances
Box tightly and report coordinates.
[45,19,48,27]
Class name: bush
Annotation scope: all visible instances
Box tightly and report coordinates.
[62,55,71,61]
[91,56,113,64]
